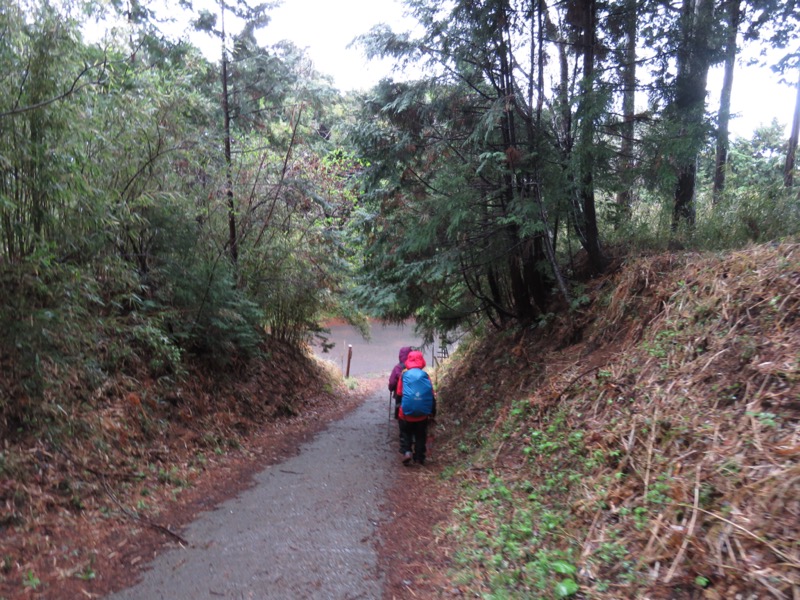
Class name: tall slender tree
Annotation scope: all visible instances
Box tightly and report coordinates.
[713,0,742,203]
[785,68,800,187]
[671,0,715,229]
[192,0,274,267]
[220,2,237,264]
[573,0,606,273]
[613,0,638,221]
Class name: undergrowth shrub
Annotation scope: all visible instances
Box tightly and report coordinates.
[248,236,343,346]
[0,258,103,430]
[604,184,799,253]
[693,185,800,248]
[105,191,268,364]
[0,252,191,434]
[160,253,264,362]
[127,320,184,377]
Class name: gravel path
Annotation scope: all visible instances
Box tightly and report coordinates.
[108,388,396,600]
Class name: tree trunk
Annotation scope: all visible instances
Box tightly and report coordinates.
[671,0,714,230]
[221,2,237,265]
[713,0,741,204]
[496,12,541,322]
[536,0,546,124]
[526,0,570,309]
[577,0,605,273]
[674,162,698,225]
[615,0,637,222]
[784,68,800,188]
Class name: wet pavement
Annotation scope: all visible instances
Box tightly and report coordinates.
[107,388,395,600]
[106,322,427,600]
[312,320,428,378]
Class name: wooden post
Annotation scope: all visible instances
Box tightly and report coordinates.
[345,344,353,377]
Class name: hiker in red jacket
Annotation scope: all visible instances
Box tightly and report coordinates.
[397,350,436,465]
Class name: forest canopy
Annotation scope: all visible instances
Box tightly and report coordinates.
[348,0,800,334]
[0,0,798,428]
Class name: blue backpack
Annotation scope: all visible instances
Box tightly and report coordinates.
[400,368,434,417]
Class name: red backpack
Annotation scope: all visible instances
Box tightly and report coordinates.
[396,367,406,397]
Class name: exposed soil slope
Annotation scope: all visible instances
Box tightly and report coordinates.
[394,242,799,599]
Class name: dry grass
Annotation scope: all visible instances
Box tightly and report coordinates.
[429,242,799,599]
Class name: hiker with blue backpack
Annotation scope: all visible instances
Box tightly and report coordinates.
[396,349,436,465]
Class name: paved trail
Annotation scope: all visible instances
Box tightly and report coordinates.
[108,388,397,600]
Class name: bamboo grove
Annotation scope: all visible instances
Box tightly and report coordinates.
[0,0,361,427]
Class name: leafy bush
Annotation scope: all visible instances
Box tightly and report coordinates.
[693,185,800,248]
[159,252,264,362]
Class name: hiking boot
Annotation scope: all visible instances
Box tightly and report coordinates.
[402,451,412,465]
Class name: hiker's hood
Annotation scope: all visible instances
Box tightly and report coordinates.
[405,350,426,369]
[398,346,413,363]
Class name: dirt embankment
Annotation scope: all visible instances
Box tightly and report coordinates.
[394,242,799,599]
[0,339,363,599]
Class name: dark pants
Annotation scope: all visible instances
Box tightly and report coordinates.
[394,399,402,446]
[399,418,429,463]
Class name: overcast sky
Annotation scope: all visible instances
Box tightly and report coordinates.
[257,0,795,139]
[178,0,796,139]
[259,0,418,92]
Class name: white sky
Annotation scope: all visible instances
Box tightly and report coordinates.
[254,0,796,139]
[708,54,798,139]
[156,0,798,139]
[259,0,418,93]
